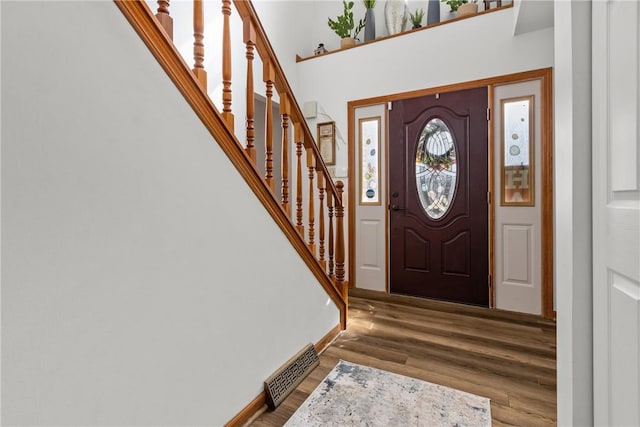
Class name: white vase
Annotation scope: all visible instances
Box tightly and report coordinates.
[384,0,407,35]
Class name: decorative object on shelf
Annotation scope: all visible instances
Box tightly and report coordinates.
[440,0,467,17]
[318,121,336,166]
[409,8,425,28]
[483,0,502,11]
[384,0,408,35]
[458,0,478,16]
[328,0,366,49]
[314,43,328,55]
[363,0,377,42]
[427,0,440,24]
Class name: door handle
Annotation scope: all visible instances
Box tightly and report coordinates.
[389,204,405,211]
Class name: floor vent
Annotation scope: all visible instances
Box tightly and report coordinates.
[264,343,319,409]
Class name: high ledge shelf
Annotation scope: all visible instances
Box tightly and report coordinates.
[296,2,513,63]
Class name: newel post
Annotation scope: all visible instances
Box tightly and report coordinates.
[327,191,335,278]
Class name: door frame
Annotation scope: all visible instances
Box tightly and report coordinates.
[347,67,555,319]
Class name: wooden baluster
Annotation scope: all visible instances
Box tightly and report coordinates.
[280,94,291,214]
[192,0,207,90]
[294,123,304,236]
[335,181,346,298]
[243,17,256,163]
[155,0,173,39]
[327,191,335,277]
[221,0,234,128]
[306,148,316,255]
[316,168,326,270]
[264,63,275,191]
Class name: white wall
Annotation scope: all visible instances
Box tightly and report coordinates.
[554,1,593,426]
[252,0,315,95]
[1,2,339,425]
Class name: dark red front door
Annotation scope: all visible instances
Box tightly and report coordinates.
[389,87,489,306]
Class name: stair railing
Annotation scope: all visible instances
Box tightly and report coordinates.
[115,0,348,325]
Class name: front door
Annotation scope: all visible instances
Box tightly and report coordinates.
[389,87,489,306]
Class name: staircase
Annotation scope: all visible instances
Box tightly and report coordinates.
[115,0,348,327]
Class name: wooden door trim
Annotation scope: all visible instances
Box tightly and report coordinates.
[541,70,555,320]
[488,84,496,309]
[347,67,554,319]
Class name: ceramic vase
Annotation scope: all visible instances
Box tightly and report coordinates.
[364,8,376,42]
[341,37,356,49]
[384,0,407,35]
[458,2,478,16]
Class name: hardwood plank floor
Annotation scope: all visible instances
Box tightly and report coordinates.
[249,289,557,426]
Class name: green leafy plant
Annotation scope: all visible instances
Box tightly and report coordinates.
[440,0,468,12]
[363,0,377,9]
[409,8,425,26]
[328,0,366,39]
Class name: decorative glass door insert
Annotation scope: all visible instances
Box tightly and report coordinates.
[415,118,457,219]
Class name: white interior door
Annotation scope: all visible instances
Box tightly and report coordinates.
[493,80,543,315]
[354,104,387,291]
[593,1,640,425]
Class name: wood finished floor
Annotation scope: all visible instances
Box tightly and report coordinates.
[250,289,557,427]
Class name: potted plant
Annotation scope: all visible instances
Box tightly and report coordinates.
[363,0,377,42]
[328,0,366,49]
[409,8,425,28]
[440,0,467,15]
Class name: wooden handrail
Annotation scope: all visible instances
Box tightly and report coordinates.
[115,0,347,325]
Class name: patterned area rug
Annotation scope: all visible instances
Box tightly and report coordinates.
[285,360,491,426]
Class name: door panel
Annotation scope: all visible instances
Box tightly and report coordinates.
[442,231,470,276]
[389,87,489,306]
[404,229,430,271]
[503,225,532,283]
[593,1,640,425]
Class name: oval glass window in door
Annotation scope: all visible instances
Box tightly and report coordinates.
[415,118,457,219]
